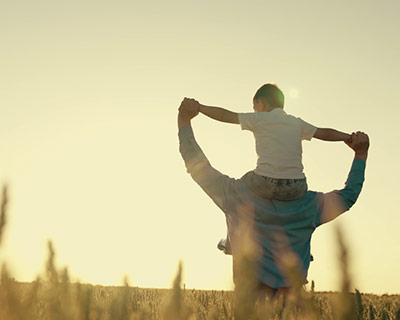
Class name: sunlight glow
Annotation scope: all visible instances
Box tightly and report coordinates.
[0,0,399,295]
[289,88,300,99]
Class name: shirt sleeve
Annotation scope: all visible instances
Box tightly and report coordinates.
[178,125,235,212]
[298,118,317,141]
[317,158,366,226]
[238,113,257,131]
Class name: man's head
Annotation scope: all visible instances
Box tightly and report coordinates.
[253,83,285,112]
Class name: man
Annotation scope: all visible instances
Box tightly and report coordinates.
[178,98,369,299]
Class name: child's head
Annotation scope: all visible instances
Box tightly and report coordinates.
[253,83,285,112]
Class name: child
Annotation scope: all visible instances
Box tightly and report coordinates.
[194,83,351,254]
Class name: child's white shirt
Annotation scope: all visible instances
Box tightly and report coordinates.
[238,108,317,179]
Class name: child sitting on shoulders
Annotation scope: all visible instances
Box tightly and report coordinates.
[193,83,351,254]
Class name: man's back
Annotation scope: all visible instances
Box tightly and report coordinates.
[218,175,320,288]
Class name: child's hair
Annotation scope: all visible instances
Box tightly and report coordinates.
[254,83,285,109]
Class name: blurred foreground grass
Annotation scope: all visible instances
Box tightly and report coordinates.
[1,186,399,319]
[2,274,400,320]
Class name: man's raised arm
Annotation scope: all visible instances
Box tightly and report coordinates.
[318,132,369,225]
[178,98,235,211]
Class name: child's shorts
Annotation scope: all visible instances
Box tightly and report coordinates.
[241,170,307,201]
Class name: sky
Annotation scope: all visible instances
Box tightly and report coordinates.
[1,0,399,294]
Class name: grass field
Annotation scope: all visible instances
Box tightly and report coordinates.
[1,272,400,320]
[1,186,399,319]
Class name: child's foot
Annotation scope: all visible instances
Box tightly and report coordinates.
[217,238,232,255]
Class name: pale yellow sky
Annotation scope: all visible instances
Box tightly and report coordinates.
[1,0,399,294]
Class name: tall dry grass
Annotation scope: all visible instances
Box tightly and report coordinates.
[0,185,8,246]
[0,184,399,319]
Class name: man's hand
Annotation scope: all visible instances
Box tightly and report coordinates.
[345,131,369,161]
[178,98,200,128]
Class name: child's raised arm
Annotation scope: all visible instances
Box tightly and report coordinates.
[314,128,352,141]
[199,104,239,124]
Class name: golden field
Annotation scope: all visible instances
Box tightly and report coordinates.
[1,186,399,320]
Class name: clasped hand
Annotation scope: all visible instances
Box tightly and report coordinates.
[345,131,370,159]
[178,97,200,120]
